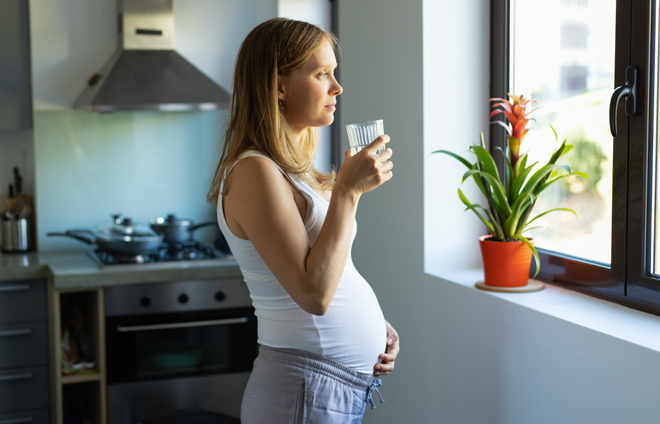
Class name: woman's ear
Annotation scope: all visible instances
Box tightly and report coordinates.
[277,75,286,101]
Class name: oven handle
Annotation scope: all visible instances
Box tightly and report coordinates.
[116,317,249,332]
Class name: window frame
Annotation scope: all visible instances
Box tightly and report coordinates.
[490,0,660,316]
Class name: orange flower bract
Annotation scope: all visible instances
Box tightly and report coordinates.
[490,94,538,168]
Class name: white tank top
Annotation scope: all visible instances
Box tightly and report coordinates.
[216,151,386,373]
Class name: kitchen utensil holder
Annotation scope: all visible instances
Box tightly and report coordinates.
[1,218,30,252]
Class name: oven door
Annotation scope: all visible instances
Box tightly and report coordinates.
[105,307,257,422]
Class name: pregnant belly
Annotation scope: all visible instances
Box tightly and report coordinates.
[316,277,387,374]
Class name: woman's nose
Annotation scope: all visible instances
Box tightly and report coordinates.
[332,79,343,96]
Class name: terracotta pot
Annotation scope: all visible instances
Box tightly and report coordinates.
[479,235,533,287]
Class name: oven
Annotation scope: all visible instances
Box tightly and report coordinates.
[104,278,257,423]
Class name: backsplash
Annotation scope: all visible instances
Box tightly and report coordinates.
[35,110,226,251]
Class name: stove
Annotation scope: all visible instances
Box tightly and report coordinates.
[89,240,227,266]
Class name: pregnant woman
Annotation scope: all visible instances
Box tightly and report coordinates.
[207,17,400,423]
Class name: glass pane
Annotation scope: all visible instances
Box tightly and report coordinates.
[510,0,615,264]
[652,1,660,275]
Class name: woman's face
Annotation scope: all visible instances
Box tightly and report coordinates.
[278,41,343,138]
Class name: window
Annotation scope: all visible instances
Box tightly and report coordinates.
[492,0,660,315]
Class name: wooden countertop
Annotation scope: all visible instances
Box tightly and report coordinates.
[0,249,242,289]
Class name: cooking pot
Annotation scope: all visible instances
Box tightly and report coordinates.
[150,214,216,244]
[47,215,164,256]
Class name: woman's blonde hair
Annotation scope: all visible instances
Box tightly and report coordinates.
[207,18,339,207]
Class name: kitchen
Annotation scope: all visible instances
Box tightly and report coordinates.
[4,0,660,424]
[1,0,320,422]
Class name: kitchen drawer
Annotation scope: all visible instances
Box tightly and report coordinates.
[0,366,48,413]
[0,408,48,424]
[0,280,45,324]
[0,323,47,368]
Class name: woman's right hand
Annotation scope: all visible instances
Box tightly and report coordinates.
[335,135,394,197]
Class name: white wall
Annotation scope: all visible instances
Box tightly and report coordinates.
[339,1,660,423]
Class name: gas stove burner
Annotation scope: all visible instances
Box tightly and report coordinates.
[93,249,158,265]
[115,254,151,264]
[91,240,222,266]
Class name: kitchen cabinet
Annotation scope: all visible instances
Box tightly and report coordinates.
[0,279,49,423]
[0,0,33,129]
[48,286,106,424]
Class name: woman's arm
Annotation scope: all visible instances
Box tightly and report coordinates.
[224,136,392,315]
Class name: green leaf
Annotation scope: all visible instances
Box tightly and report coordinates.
[484,208,505,239]
[536,174,572,195]
[470,171,512,218]
[471,145,501,182]
[496,146,515,202]
[510,161,538,198]
[523,225,546,233]
[504,192,534,237]
[458,188,495,235]
[572,171,590,179]
[517,235,540,278]
[521,163,561,196]
[513,153,529,180]
[561,144,574,157]
[431,150,473,169]
[548,139,567,164]
[525,207,577,229]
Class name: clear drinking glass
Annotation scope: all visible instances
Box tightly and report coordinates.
[346,119,385,154]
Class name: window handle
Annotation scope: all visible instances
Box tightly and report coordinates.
[609,66,638,138]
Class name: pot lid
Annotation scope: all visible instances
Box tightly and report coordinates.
[97,216,161,241]
[151,214,193,227]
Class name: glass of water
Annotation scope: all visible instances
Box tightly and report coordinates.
[346,119,385,154]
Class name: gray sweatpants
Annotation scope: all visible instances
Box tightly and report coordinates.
[241,345,385,424]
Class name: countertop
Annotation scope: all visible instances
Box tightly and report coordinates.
[0,249,242,290]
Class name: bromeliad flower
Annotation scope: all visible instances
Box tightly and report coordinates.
[490,94,538,169]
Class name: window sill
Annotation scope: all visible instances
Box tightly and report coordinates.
[426,267,660,354]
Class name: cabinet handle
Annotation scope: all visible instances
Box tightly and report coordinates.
[0,328,32,337]
[0,284,30,293]
[0,416,34,424]
[0,372,33,382]
[117,317,248,332]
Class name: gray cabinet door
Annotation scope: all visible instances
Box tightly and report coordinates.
[0,0,33,129]
[0,366,49,413]
[0,323,48,368]
[0,280,46,324]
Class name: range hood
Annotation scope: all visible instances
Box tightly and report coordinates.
[74,0,230,112]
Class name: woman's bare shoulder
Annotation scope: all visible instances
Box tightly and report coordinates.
[226,155,287,193]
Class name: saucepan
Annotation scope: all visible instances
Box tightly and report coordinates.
[150,214,216,244]
[47,215,164,256]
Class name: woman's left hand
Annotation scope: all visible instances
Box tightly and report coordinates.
[373,320,400,376]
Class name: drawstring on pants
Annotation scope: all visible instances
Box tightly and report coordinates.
[366,379,384,410]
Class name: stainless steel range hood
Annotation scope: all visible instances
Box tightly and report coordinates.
[74,0,230,112]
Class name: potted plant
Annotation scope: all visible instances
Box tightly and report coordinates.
[432,94,588,289]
